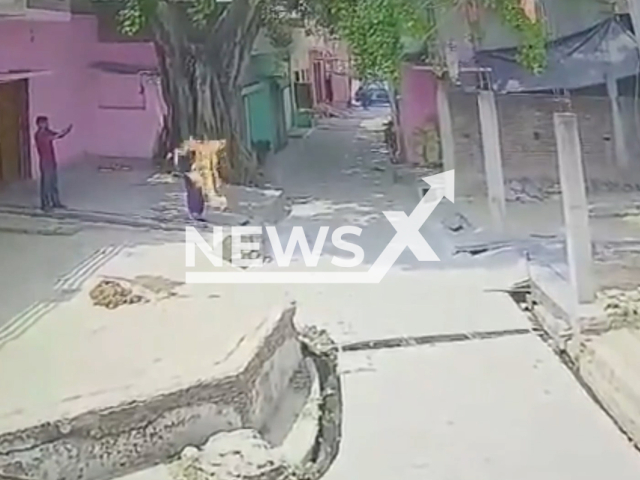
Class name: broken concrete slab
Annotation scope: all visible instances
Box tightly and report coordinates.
[569,328,640,450]
[112,430,288,480]
[0,242,307,480]
[113,357,322,480]
[528,261,608,350]
[441,212,474,234]
[527,261,640,451]
[0,303,303,480]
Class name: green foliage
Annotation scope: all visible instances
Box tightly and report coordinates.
[186,0,219,29]
[116,0,153,35]
[261,0,296,49]
[301,0,549,81]
[485,0,547,73]
[329,0,432,81]
[113,0,549,79]
[115,0,220,35]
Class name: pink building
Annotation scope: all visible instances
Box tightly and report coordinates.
[290,30,352,111]
[397,63,439,165]
[0,13,162,185]
[309,48,352,108]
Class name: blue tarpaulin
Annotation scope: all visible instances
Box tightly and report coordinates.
[472,14,640,93]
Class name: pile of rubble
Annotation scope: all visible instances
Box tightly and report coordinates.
[441,212,473,233]
[169,430,300,480]
[587,179,640,194]
[597,288,640,329]
[89,279,147,309]
[147,172,180,184]
[89,275,182,309]
[505,177,561,203]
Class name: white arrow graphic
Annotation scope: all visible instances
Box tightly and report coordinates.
[186,170,454,284]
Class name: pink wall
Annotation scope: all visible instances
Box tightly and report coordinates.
[398,63,438,165]
[308,48,351,108]
[0,15,160,178]
[330,73,350,107]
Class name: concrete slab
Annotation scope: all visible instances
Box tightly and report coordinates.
[324,336,640,480]
[528,260,610,352]
[0,241,306,480]
[181,238,530,345]
[112,357,321,480]
[287,269,531,345]
[571,328,640,449]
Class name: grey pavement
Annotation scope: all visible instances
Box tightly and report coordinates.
[0,225,178,339]
[263,108,640,478]
[327,336,640,480]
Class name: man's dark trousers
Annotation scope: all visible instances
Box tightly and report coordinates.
[40,167,61,210]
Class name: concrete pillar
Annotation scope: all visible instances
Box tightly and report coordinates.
[628,0,640,49]
[606,72,629,169]
[436,80,455,173]
[625,0,640,162]
[477,90,506,230]
[553,113,595,304]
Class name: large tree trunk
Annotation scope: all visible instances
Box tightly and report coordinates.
[151,0,262,186]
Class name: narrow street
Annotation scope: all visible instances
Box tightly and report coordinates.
[263,109,640,479]
[1,108,640,479]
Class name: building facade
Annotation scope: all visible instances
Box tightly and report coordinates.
[289,28,352,113]
[395,0,632,167]
[0,3,162,184]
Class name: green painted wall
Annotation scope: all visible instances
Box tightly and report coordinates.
[240,50,292,152]
[243,82,276,148]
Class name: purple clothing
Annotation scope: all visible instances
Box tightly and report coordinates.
[184,174,205,217]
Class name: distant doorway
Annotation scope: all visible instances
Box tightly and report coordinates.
[0,79,30,185]
[312,61,323,105]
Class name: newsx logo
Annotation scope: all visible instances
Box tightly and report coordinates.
[184,170,454,284]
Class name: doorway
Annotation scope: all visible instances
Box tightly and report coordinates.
[312,61,323,105]
[0,79,30,185]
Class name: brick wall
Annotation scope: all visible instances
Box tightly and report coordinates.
[449,91,622,195]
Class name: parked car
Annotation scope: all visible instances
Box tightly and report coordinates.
[354,82,390,106]
[369,87,390,105]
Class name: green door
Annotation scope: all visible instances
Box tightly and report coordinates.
[270,81,287,152]
[243,82,276,149]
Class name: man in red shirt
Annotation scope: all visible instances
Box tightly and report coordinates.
[34,116,72,212]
